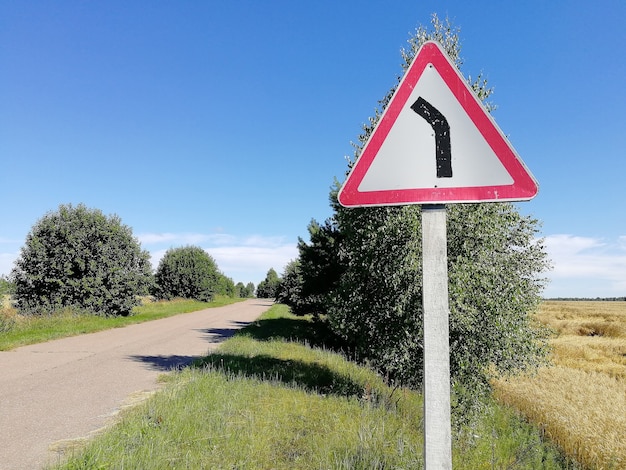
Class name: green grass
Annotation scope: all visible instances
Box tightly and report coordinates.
[0,296,243,351]
[52,304,574,469]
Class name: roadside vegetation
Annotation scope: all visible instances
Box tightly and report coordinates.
[256,267,281,299]
[0,296,242,351]
[2,203,255,350]
[153,245,233,301]
[53,304,571,469]
[12,203,154,317]
[493,301,626,469]
[7,203,254,320]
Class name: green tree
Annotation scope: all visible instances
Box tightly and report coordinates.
[256,268,280,299]
[275,260,303,310]
[11,203,152,316]
[235,282,245,298]
[329,201,424,383]
[154,246,219,302]
[326,14,550,413]
[245,282,255,298]
[215,273,236,297]
[236,281,255,298]
[278,218,343,316]
[296,218,343,316]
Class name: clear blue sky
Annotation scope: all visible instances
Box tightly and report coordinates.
[1,1,625,298]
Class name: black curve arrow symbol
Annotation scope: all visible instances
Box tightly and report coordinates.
[410,97,452,178]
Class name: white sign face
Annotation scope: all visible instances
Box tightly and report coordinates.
[338,41,538,207]
[358,63,514,192]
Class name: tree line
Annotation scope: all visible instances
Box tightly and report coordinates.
[6,203,255,317]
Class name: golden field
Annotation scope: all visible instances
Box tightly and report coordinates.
[493,301,626,469]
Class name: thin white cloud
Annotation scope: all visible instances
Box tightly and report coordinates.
[137,232,234,246]
[544,234,604,257]
[240,235,289,247]
[143,232,298,285]
[207,244,298,277]
[544,234,626,297]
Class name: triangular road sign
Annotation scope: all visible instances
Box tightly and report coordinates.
[338,41,538,207]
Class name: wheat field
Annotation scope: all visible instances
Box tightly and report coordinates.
[493,301,626,469]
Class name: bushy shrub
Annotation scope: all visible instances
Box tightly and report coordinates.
[153,246,219,302]
[215,273,236,297]
[245,282,255,298]
[236,282,255,298]
[294,219,343,316]
[11,203,153,316]
[276,260,304,311]
[256,268,280,299]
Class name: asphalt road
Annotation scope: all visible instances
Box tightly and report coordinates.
[0,299,273,470]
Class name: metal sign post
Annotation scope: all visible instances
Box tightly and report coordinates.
[421,204,451,469]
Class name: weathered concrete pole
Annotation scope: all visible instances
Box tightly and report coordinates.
[421,204,452,469]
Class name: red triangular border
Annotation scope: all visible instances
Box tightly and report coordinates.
[338,41,538,207]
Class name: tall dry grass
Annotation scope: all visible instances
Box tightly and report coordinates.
[493,301,626,469]
[538,301,626,379]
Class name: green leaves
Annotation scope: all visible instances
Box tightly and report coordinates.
[257,268,281,299]
[11,203,152,316]
[153,246,220,302]
[292,15,552,415]
[329,204,425,387]
[279,218,344,317]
